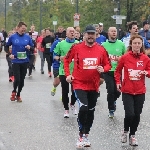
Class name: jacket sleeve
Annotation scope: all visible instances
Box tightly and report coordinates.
[64,45,76,77]
[145,58,150,78]
[114,56,124,84]
[143,37,150,49]
[6,35,12,46]
[41,38,45,48]
[50,40,59,53]
[53,42,61,57]
[101,49,111,72]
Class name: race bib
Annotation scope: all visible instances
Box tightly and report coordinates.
[128,69,142,80]
[46,43,51,48]
[17,52,27,59]
[83,58,98,69]
[109,54,119,63]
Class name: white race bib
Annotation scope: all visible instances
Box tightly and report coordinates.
[83,58,98,69]
[128,69,142,80]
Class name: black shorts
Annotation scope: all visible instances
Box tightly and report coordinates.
[53,69,59,78]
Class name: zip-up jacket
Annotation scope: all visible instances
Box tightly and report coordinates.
[50,39,61,69]
[42,35,54,54]
[115,51,150,95]
[121,33,150,49]
[139,30,150,41]
[6,32,34,63]
[36,36,44,52]
[64,41,111,91]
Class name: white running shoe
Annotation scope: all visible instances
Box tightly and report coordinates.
[83,135,91,147]
[129,135,138,146]
[64,110,69,118]
[76,136,84,148]
[70,105,77,115]
[121,131,128,143]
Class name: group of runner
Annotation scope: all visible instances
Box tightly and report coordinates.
[2,20,150,148]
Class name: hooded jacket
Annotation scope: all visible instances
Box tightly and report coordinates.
[115,51,150,94]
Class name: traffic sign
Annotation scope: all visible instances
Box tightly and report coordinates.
[73,13,80,21]
[53,21,57,25]
[116,19,122,25]
[111,15,126,20]
[53,16,58,21]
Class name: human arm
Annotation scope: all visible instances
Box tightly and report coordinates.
[53,42,61,60]
[64,44,76,77]
[100,49,111,72]
[143,38,150,55]
[114,56,124,91]
[25,37,34,51]
[41,38,45,48]
[144,59,150,78]
[50,40,59,53]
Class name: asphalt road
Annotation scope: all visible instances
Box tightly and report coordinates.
[0,51,150,150]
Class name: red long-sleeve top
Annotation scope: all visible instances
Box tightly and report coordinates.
[115,51,150,94]
[64,41,111,92]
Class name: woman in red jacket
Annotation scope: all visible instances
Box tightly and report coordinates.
[115,34,150,146]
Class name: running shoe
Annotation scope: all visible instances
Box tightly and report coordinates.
[76,135,84,148]
[64,110,69,118]
[9,77,13,82]
[10,92,16,101]
[83,134,91,147]
[28,74,32,77]
[70,104,77,115]
[41,71,44,74]
[129,135,138,146]
[108,110,114,118]
[16,96,22,102]
[11,76,14,82]
[51,87,56,96]
[49,72,52,77]
[121,131,128,143]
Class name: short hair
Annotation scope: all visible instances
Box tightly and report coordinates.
[17,21,27,27]
[127,21,138,31]
[74,26,80,32]
[45,28,50,32]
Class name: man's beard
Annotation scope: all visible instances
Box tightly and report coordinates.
[87,38,95,45]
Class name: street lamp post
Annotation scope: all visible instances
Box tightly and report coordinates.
[117,0,120,39]
[5,0,6,30]
[76,0,79,13]
[39,0,42,32]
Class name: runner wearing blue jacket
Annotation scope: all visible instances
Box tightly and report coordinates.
[121,21,150,53]
[50,31,66,96]
[7,22,34,102]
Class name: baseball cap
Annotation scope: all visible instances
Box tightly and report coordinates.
[143,20,149,27]
[85,25,96,33]
[99,22,103,26]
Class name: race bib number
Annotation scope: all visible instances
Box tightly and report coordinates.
[46,43,51,48]
[109,54,119,62]
[17,52,27,59]
[128,69,142,80]
[83,58,98,69]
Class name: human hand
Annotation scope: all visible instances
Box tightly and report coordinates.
[66,75,74,83]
